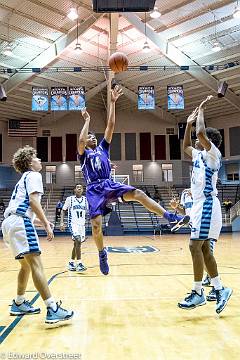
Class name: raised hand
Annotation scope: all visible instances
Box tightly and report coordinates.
[111,85,123,103]
[199,95,213,109]
[187,107,198,124]
[81,107,90,122]
[170,198,180,210]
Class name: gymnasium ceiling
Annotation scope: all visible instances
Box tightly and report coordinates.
[0,0,240,126]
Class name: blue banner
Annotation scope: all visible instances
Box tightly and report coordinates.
[138,86,155,110]
[32,87,48,111]
[167,85,184,110]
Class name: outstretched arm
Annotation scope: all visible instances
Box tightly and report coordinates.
[196,95,213,151]
[183,107,198,158]
[104,86,123,144]
[78,108,90,155]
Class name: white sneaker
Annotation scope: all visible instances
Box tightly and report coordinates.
[76,263,87,273]
[68,262,76,271]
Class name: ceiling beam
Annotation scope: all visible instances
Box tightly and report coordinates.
[3,13,103,94]
[124,13,240,111]
[107,13,119,119]
[0,3,68,34]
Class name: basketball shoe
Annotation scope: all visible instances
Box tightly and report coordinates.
[99,248,109,275]
[178,289,206,310]
[10,300,40,315]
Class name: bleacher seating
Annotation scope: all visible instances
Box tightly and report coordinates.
[1,183,239,234]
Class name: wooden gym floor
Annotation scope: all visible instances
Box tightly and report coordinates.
[0,233,239,360]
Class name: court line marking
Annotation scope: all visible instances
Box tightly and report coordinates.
[0,271,65,345]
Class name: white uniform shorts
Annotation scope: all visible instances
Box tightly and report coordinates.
[1,214,41,259]
[69,222,85,241]
[190,196,222,241]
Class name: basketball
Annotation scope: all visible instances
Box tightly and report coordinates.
[109,52,128,73]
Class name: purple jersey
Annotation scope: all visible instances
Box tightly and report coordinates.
[79,138,111,184]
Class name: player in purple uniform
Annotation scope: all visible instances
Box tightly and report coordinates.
[78,85,189,275]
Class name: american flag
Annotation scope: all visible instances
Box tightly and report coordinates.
[8,119,38,137]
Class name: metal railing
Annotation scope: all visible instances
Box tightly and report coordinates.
[230,200,240,223]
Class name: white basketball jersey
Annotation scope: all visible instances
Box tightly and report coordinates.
[63,195,87,226]
[191,143,221,201]
[4,171,43,221]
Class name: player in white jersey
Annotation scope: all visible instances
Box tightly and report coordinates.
[170,188,216,296]
[178,96,232,314]
[60,184,87,272]
[1,146,73,325]
[169,189,192,231]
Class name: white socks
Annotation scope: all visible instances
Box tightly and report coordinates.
[211,276,222,290]
[44,297,57,311]
[194,282,203,295]
[15,295,25,305]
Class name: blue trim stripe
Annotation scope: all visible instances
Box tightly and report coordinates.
[0,271,65,344]
[199,197,213,239]
[23,218,39,252]
[16,173,30,216]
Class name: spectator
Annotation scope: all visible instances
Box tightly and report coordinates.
[55,199,63,223]
[223,199,232,214]
[153,189,161,203]
[0,198,5,212]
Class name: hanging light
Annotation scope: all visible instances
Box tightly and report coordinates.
[142,12,151,53]
[150,6,161,19]
[74,17,82,52]
[75,43,82,51]
[3,44,12,56]
[212,41,221,52]
[67,7,78,21]
[233,1,240,18]
[211,14,221,52]
[143,40,151,53]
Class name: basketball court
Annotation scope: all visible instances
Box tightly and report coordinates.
[0,234,240,359]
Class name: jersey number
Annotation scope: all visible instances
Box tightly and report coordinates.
[77,211,83,219]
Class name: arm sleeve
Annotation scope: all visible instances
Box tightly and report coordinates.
[62,197,70,211]
[99,138,110,154]
[26,172,44,195]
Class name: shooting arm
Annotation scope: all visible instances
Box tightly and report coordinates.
[196,108,211,151]
[78,109,90,155]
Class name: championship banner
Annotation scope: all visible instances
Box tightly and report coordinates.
[138,86,155,110]
[68,86,85,110]
[32,87,48,111]
[167,85,184,110]
[50,87,68,111]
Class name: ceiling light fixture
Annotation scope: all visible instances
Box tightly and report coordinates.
[3,44,12,56]
[212,41,221,52]
[75,16,82,52]
[233,1,240,18]
[211,14,222,52]
[67,7,78,21]
[142,12,151,53]
[150,6,161,19]
[143,40,151,53]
